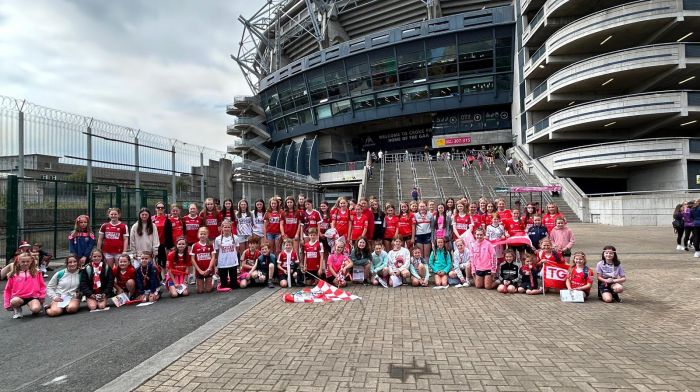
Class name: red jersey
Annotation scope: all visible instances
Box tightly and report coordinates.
[240,249,261,272]
[221,210,237,235]
[542,213,565,233]
[397,212,414,237]
[182,215,202,244]
[278,250,299,269]
[264,211,282,235]
[281,210,301,238]
[99,222,128,254]
[200,210,222,239]
[302,209,322,234]
[452,213,470,239]
[152,215,167,245]
[384,215,399,239]
[350,212,368,241]
[468,214,484,233]
[302,240,323,271]
[112,265,136,288]
[166,250,190,276]
[483,213,494,227]
[191,241,215,271]
[568,267,593,293]
[169,216,184,244]
[504,217,526,236]
[332,209,351,237]
[363,209,375,239]
[536,249,563,265]
[496,209,512,221]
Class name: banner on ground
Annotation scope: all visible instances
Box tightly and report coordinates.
[283,280,362,303]
[542,261,569,290]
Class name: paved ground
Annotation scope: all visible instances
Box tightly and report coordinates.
[132,224,700,392]
[0,279,262,392]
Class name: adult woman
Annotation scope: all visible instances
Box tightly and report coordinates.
[130,207,160,267]
[45,255,82,316]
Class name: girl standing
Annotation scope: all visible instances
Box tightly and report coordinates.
[318,201,332,252]
[68,214,95,267]
[281,196,302,251]
[200,197,223,240]
[383,204,399,251]
[4,252,46,319]
[130,207,160,267]
[191,227,216,293]
[370,199,385,249]
[432,203,451,251]
[215,220,239,290]
[467,228,497,289]
[264,197,283,255]
[235,199,253,252]
[252,199,266,240]
[97,208,129,268]
[331,198,351,241]
[46,255,81,317]
[397,201,415,248]
[596,245,626,303]
[152,201,169,267]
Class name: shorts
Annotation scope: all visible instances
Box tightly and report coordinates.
[266,233,281,241]
[474,270,492,277]
[598,282,614,297]
[415,233,431,245]
[372,228,384,241]
[103,253,120,261]
[401,235,412,244]
[238,272,250,282]
[196,271,213,279]
[323,275,337,284]
[519,279,538,290]
[352,259,369,267]
[235,235,250,244]
[303,271,318,281]
[20,297,39,304]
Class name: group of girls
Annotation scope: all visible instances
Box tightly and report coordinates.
[3,194,627,319]
[672,199,700,257]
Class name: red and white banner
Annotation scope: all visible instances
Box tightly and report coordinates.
[283,280,362,303]
[490,235,533,248]
[509,185,562,193]
[542,262,569,290]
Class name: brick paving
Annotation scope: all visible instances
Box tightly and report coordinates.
[135,224,700,391]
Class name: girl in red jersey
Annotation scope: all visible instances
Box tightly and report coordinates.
[397,201,415,248]
[566,251,593,298]
[152,201,169,267]
[383,204,399,251]
[318,201,332,252]
[483,202,496,227]
[200,198,223,240]
[301,200,321,238]
[97,208,129,268]
[277,238,301,287]
[281,196,302,252]
[495,198,512,221]
[331,197,351,241]
[523,203,537,230]
[452,201,470,240]
[190,227,216,294]
[221,198,236,222]
[182,203,203,246]
[467,202,484,234]
[349,202,369,246]
[166,204,184,250]
[542,203,566,233]
[113,254,136,299]
[536,238,563,266]
[239,236,262,288]
[264,197,283,255]
[301,228,324,285]
[166,237,190,297]
[504,208,528,260]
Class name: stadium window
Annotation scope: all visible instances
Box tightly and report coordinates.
[277,81,295,114]
[426,35,457,80]
[429,80,459,99]
[307,71,328,105]
[346,55,371,96]
[402,86,429,103]
[324,62,348,101]
[397,41,427,86]
[286,113,300,129]
[375,90,400,107]
[495,36,513,73]
[315,104,332,120]
[297,109,312,125]
[290,76,309,109]
[265,91,282,118]
[458,39,493,75]
[331,99,352,115]
[460,76,494,94]
[274,117,287,133]
[369,48,398,90]
[352,95,375,111]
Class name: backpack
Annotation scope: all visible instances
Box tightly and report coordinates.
[672,218,683,231]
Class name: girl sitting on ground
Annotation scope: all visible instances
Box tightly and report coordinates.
[79,249,114,311]
[370,243,389,286]
[429,237,451,287]
[326,241,352,287]
[113,253,136,299]
[409,246,429,287]
[518,254,541,295]
[166,237,190,298]
[450,238,471,287]
[496,249,519,294]
[4,252,46,319]
[46,255,81,317]
[566,251,593,298]
[596,245,626,303]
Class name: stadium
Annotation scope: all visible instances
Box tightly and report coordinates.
[227,0,700,224]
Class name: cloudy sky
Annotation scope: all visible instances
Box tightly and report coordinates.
[0,0,262,151]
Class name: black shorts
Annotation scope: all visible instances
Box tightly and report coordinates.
[519,279,539,290]
[196,272,212,279]
[20,297,39,304]
[415,233,431,244]
[598,282,613,297]
[474,270,492,277]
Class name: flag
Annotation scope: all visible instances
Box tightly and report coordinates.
[542,261,569,290]
[490,235,532,247]
[283,280,362,303]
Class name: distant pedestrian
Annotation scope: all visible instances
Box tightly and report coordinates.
[411,187,419,202]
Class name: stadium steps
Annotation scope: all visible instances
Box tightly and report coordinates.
[432,161,464,200]
[413,162,441,201]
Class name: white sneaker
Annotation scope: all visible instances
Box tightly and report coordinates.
[677,245,684,251]
[694,251,700,258]
[12,309,22,319]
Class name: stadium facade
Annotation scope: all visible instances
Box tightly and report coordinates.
[227,0,700,223]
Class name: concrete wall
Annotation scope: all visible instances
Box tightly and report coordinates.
[588,192,700,226]
[627,160,687,191]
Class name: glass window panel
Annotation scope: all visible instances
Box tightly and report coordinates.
[375,90,400,107]
[352,95,375,111]
[429,81,459,99]
[495,74,512,91]
[331,99,352,115]
[458,39,493,75]
[325,62,348,101]
[274,117,286,133]
[290,76,309,109]
[286,113,299,129]
[266,91,282,118]
[346,55,371,96]
[427,35,457,80]
[297,109,312,125]
[315,104,332,120]
[460,76,494,94]
[397,41,427,86]
[401,86,428,102]
[494,37,512,72]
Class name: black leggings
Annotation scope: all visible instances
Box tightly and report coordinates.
[218,266,238,289]
[683,227,693,248]
[676,228,683,246]
[693,227,700,252]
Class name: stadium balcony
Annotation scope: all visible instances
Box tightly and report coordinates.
[226,95,264,117]
[526,91,700,144]
[525,43,700,112]
[523,0,698,80]
[227,137,272,161]
[226,116,270,140]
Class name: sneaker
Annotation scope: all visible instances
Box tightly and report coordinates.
[694,251,700,258]
[43,273,49,278]
[676,245,684,251]
[12,310,22,319]
[267,282,275,288]
[188,275,196,285]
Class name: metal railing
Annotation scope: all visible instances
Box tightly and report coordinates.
[427,159,446,201]
[319,160,364,173]
[378,155,385,206]
[396,158,403,202]
[445,158,471,201]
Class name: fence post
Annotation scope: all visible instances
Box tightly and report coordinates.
[86,121,94,219]
[53,180,58,258]
[200,152,205,203]
[115,186,122,211]
[17,101,25,230]
[171,145,177,205]
[134,131,141,211]
[5,175,19,264]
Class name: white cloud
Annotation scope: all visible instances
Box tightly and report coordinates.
[0,0,262,151]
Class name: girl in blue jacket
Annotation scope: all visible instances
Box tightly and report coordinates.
[68,215,95,267]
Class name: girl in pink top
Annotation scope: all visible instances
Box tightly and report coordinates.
[326,241,352,287]
[4,252,46,319]
[549,217,575,261]
[462,228,496,289]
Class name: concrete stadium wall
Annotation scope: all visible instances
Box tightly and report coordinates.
[588,192,700,226]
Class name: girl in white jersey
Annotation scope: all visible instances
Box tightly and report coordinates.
[214,220,239,289]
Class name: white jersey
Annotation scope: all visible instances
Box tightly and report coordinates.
[214,235,239,268]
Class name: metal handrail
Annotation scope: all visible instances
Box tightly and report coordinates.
[396,158,402,202]
[427,159,445,201]
[378,155,385,206]
[496,154,534,207]
[445,158,470,201]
